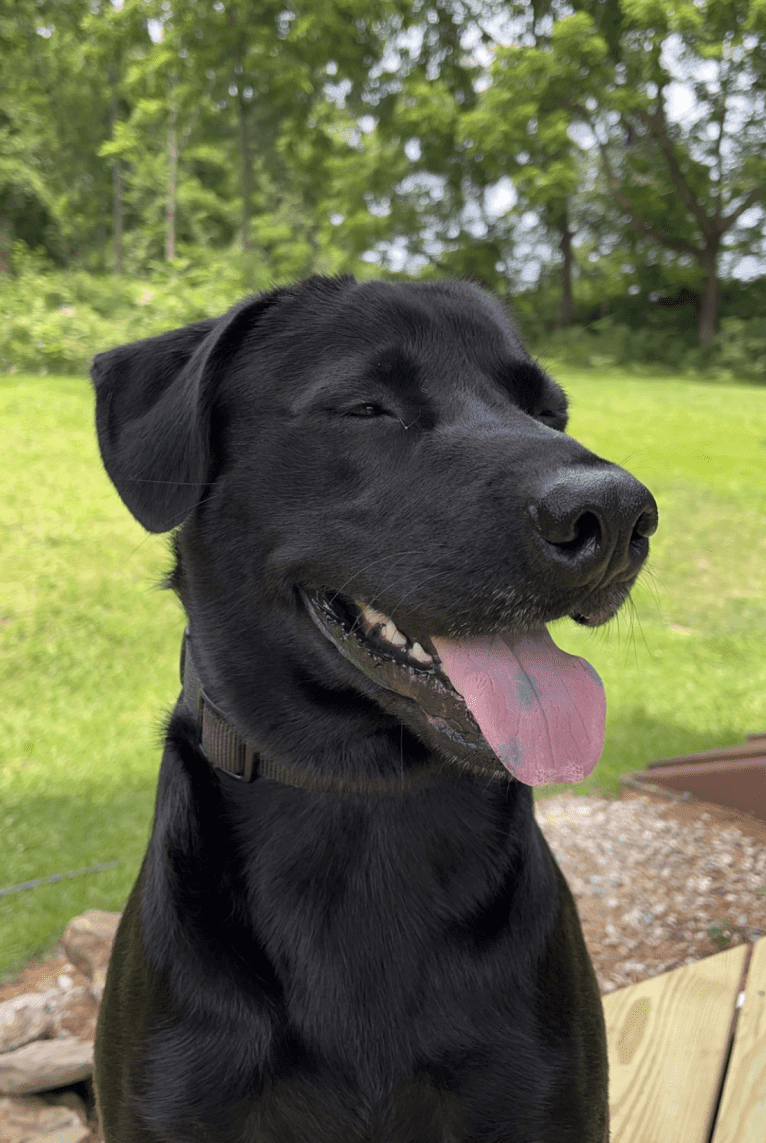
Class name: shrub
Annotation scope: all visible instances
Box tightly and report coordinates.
[700,316,766,382]
[0,247,275,375]
[533,315,766,382]
[1,250,765,382]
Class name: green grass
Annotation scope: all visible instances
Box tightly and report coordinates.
[1,376,182,974]
[2,368,766,975]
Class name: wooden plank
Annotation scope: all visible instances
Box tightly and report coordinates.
[647,739,766,766]
[711,938,766,1143]
[635,759,766,822]
[603,944,746,1143]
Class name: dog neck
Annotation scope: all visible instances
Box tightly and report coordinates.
[179,628,454,794]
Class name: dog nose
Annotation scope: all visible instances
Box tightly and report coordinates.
[528,467,658,582]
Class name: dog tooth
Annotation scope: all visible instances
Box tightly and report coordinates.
[382,622,407,647]
[409,641,433,664]
[360,603,389,629]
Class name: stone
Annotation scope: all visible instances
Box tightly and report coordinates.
[0,1095,89,1143]
[44,1092,88,1123]
[0,1039,93,1096]
[61,911,121,1000]
[48,987,98,1043]
[0,995,54,1054]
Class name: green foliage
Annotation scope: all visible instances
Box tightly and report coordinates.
[2,250,766,379]
[706,316,766,380]
[516,256,766,380]
[461,11,609,206]
[1,1,766,346]
[0,246,356,373]
[524,309,766,381]
[586,0,766,343]
[0,0,408,273]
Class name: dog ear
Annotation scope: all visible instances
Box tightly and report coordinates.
[91,293,281,533]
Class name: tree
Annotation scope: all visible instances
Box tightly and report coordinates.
[81,1,154,273]
[0,0,156,272]
[0,0,82,270]
[460,11,611,324]
[150,0,404,265]
[581,0,766,344]
[316,1,516,285]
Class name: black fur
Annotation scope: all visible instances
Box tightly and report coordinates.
[91,275,656,1142]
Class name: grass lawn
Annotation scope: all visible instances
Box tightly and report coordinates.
[2,367,766,975]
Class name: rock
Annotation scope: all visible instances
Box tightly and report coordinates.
[44,1092,88,1123]
[62,911,121,1000]
[49,987,99,1043]
[0,995,54,1054]
[0,1095,89,1143]
[0,980,98,1055]
[0,1039,93,1096]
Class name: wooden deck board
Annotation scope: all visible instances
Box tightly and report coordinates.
[602,943,747,1143]
[710,938,766,1143]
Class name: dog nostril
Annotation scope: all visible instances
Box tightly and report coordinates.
[529,470,658,575]
[528,498,604,553]
[551,510,602,554]
[633,505,659,540]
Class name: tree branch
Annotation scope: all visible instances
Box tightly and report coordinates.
[634,94,714,242]
[597,137,700,258]
[713,58,726,224]
[721,186,764,230]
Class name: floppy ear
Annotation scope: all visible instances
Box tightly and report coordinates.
[91,293,281,533]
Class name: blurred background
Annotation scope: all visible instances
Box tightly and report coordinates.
[1,0,765,972]
[2,0,766,371]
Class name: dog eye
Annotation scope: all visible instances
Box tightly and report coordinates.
[343,403,387,418]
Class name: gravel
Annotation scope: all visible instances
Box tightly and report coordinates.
[535,791,766,993]
[3,792,764,1008]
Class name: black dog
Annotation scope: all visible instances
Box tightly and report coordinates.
[92,276,657,1142]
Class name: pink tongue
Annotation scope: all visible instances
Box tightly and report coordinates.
[431,629,605,786]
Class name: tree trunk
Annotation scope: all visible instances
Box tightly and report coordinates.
[166,100,178,262]
[112,160,123,275]
[0,219,11,276]
[97,217,107,272]
[556,212,575,328]
[237,93,252,252]
[698,247,720,347]
[109,76,123,275]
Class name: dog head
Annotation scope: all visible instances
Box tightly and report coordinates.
[92,276,657,787]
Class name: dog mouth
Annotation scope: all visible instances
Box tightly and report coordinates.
[302,589,464,732]
[302,587,609,787]
[309,591,440,672]
[302,586,504,774]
